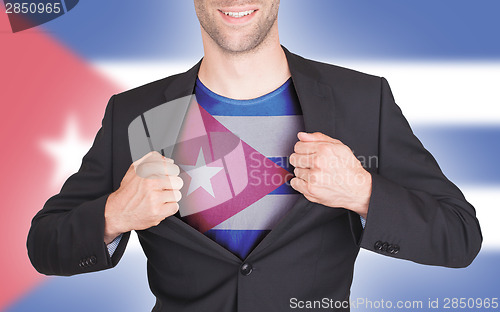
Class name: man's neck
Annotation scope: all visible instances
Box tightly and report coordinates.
[198,31,291,100]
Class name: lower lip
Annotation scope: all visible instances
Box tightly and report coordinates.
[218,10,258,24]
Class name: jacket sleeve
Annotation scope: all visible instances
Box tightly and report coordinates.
[357,77,482,268]
[27,95,130,276]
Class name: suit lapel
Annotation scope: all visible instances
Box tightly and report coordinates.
[283,46,337,137]
[158,46,338,261]
[163,59,202,102]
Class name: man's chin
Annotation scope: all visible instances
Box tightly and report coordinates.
[215,36,267,55]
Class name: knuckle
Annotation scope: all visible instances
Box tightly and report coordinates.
[339,144,352,156]
[166,202,179,215]
[147,151,162,162]
[138,162,151,171]
[298,156,307,168]
[146,179,160,190]
[142,177,156,188]
[163,176,173,189]
[306,182,317,197]
[336,138,346,145]
[320,143,334,155]
[305,194,318,203]
[173,190,182,202]
[172,164,181,175]
[153,215,164,226]
[173,176,184,189]
[309,167,321,175]
[293,142,301,153]
[150,204,161,216]
[293,155,303,167]
[151,220,160,227]
[152,193,164,205]
[309,170,319,184]
[166,163,180,176]
[145,192,155,203]
[136,164,152,178]
[312,156,322,168]
[317,143,328,153]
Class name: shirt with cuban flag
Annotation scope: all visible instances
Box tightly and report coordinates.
[105,77,366,259]
[173,76,305,260]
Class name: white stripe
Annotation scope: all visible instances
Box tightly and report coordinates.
[325,60,500,126]
[214,115,304,156]
[93,61,500,126]
[93,61,194,90]
[460,185,500,250]
[125,186,499,252]
[213,194,301,230]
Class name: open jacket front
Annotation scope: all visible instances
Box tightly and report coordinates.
[27,46,482,312]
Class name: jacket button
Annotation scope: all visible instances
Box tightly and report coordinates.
[393,245,400,254]
[89,256,97,265]
[240,263,253,276]
[374,241,383,250]
[79,259,87,267]
[387,244,394,253]
[381,242,389,252]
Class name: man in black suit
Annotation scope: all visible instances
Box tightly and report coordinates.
[27,1,482,311]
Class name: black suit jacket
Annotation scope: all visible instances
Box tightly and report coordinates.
[27,46,482,311]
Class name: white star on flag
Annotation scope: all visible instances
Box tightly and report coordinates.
[40,115,93,189]
[179,147,224,197]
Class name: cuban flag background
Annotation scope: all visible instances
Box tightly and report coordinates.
[1,1,499,311]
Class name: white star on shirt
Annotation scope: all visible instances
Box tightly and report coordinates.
[179,147,224,197]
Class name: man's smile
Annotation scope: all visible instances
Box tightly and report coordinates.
[218,8,258,24]
[220,9,256,18]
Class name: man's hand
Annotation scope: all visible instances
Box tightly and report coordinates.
[103,151,184,244]
[289,132,372,219]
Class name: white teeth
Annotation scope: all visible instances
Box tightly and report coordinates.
[222,10,255,18]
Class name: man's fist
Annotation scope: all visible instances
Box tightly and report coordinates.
[104,151,184,244]
[289,132,371,218]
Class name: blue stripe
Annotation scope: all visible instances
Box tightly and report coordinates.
[413,126,500,184]
[204,229,271,259]
[195,77,303,116]
[271,182,297,195]
[269,156,294,171]
[42,1,500,60]
[266,128,500,186]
